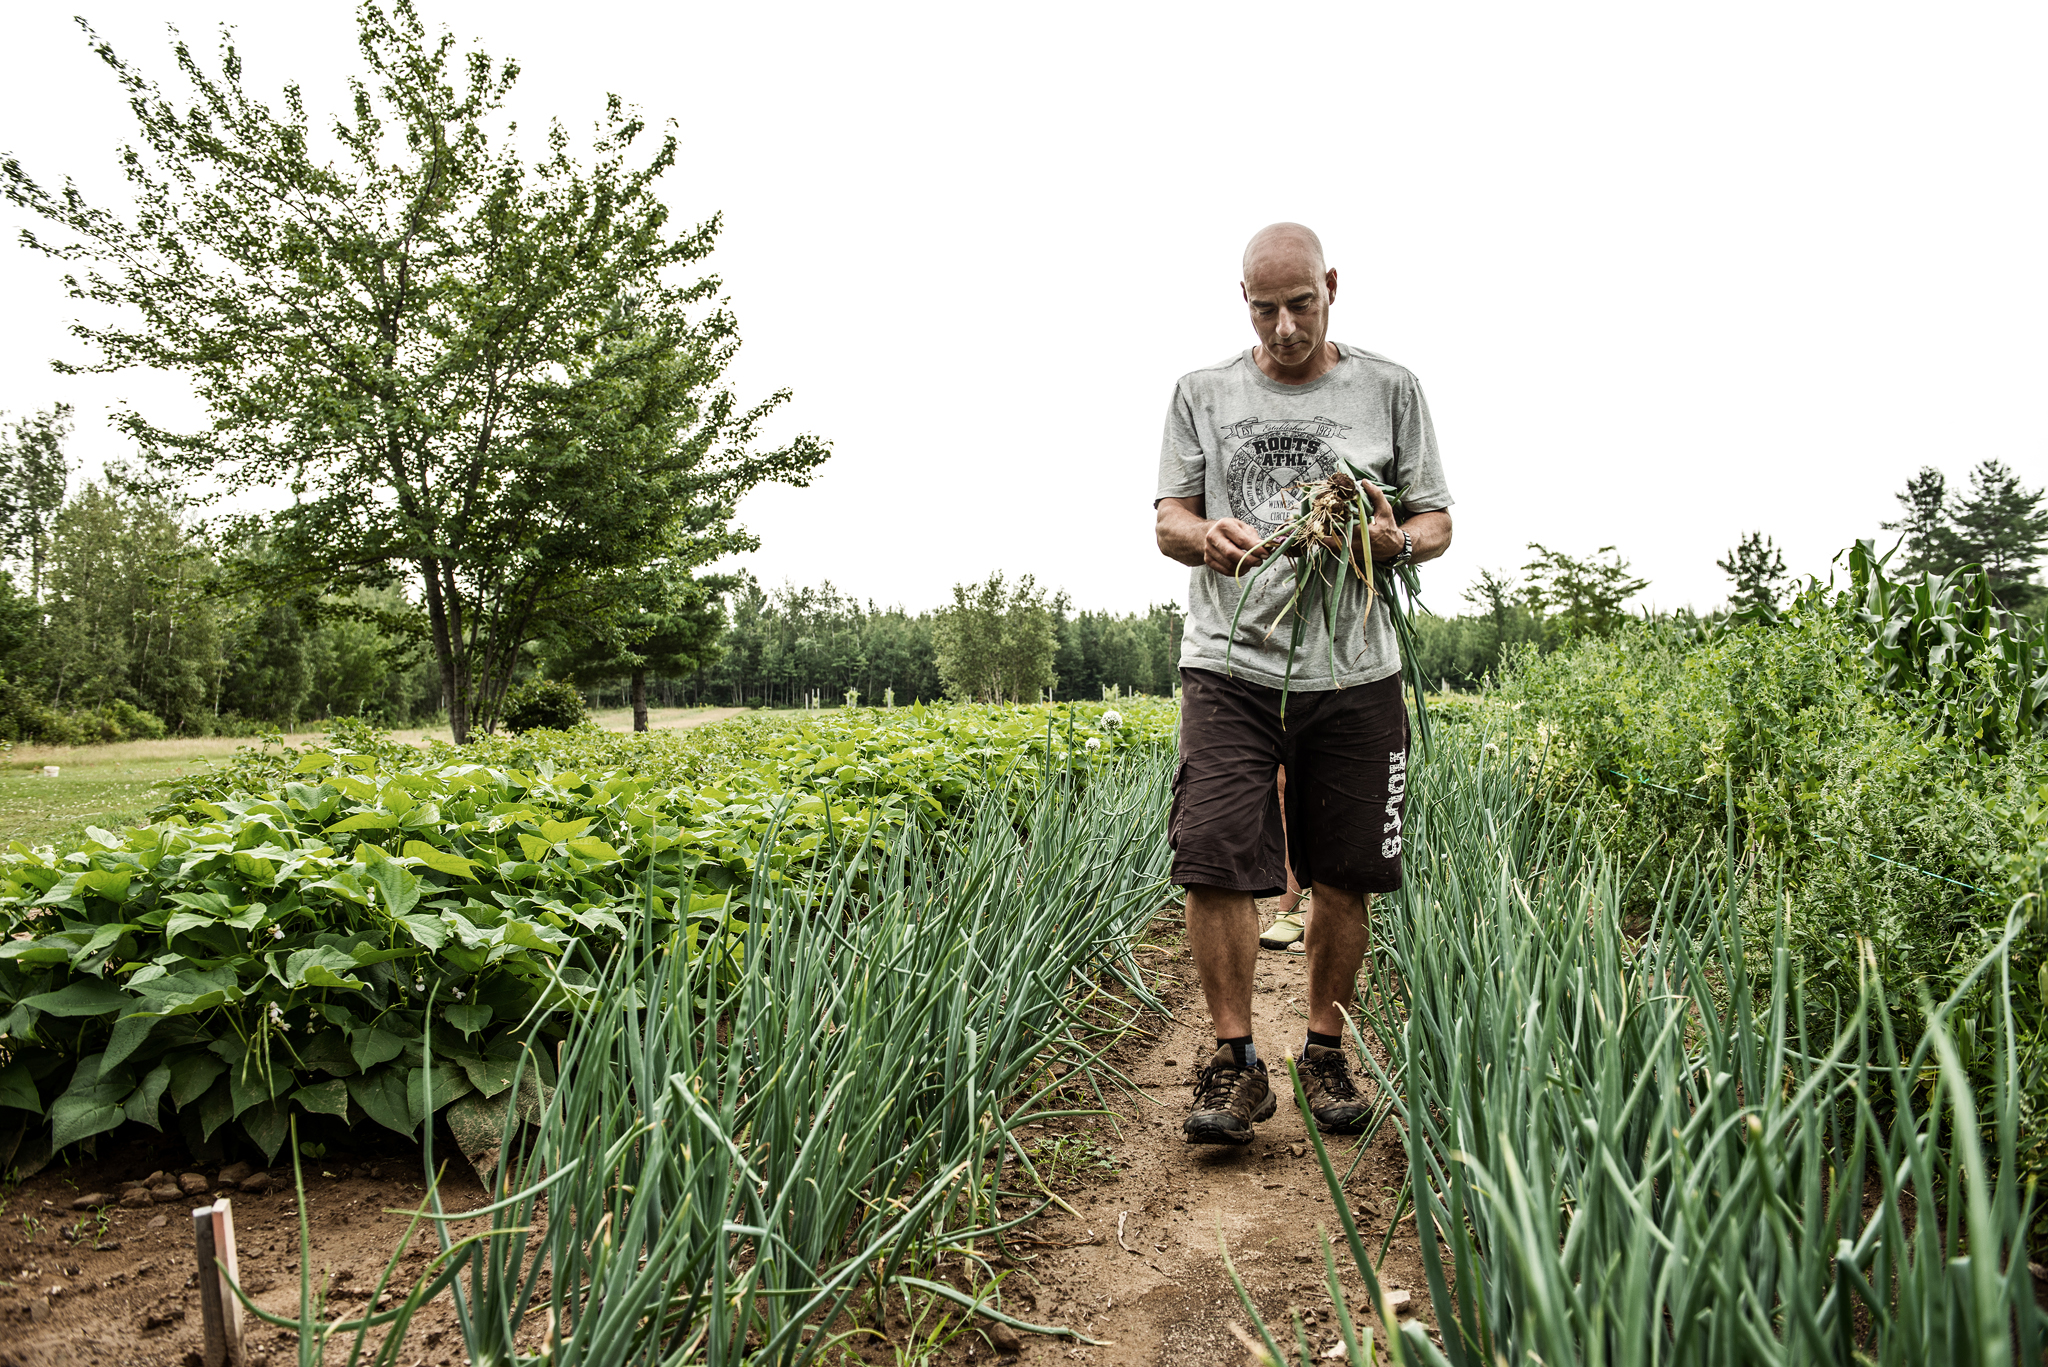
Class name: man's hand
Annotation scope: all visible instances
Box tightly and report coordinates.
[1205,517,1276,576]
[1156,497,1280,575]
[1361,479,1405,562]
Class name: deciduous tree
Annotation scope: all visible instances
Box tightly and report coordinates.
[1521,544,1649,639]
[3,4,825,741]
[0,405,72,598]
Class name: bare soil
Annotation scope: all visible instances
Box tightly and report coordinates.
[932,896,1434,1367]
[0,896,1427,1367]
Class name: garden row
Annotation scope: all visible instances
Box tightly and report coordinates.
[1239,732,2042,1366]
[1480,542,2048,1232]
[0,700,1175,1172]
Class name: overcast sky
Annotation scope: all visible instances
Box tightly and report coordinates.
[3,1,2043,617]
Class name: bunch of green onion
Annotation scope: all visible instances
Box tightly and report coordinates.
[1226,735,2044,1366]
[1225,457,1432,743]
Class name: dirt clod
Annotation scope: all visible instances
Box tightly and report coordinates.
[118,1189,152,1209]
[71,1192,111,1210]
[218,1161,253,1186]
[239,1172,274,1195]
[986,1321,1023,1354]
[147,1183,183,1203]
[178,1173,210,1196]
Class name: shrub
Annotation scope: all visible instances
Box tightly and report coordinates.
[499,678,586,734]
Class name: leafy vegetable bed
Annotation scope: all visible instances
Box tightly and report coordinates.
[0,701,1174,1170]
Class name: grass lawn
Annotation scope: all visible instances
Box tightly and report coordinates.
[0,704,747,850]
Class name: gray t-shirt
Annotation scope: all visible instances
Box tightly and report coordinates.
[1155,345,1453,691]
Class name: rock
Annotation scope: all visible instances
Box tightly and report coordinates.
[70,1193,111,1211]
[91,1241,120,1253]
[218,1162,253,1186]
[142,1170,165,1186]
[1386,1289,1413,1314]
[118,1189,152,1209]
[147,1183,183,1203]
[183,1351,205,1367]
[366,1165,383,1179]
[177,1173,209,1196]
[147,1215,167,1230]
[238,1172,273,1195]
[1293,1252,1312,1263]
[988,1322,1024,1355]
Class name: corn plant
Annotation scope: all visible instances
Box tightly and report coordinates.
[282,750,1175,1365]
[1235,736,2044,1366]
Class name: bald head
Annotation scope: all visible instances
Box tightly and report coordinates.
[1239,223,1339,381]
[1242,222,1327,280]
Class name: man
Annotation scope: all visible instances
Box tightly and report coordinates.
[1154,223,1453,1145]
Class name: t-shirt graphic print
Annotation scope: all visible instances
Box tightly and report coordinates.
[1155,346,1453,692]
[1217,417,1352,535]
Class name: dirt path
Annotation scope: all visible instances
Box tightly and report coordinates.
[976,896,1435,1367]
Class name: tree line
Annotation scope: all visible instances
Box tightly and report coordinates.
[2,8,2041,741]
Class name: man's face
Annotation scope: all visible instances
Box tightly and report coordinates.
[1241,250,1337,370]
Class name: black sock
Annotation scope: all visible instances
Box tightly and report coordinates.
[1305,1029,1341,1051]
[1217,1035,1257,1068]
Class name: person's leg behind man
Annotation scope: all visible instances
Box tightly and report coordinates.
[1257,765,1312,950]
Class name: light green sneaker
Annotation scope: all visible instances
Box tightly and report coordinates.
[1258,906,1307,950]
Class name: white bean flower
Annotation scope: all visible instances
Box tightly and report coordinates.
[267,1002,290,1033]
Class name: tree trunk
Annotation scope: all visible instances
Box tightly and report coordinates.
[420,557,469,743]
[632,667,649,732]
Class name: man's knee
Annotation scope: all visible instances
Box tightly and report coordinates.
[1185,884,1253,915]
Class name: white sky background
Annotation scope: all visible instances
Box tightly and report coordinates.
[2,1,2044,617]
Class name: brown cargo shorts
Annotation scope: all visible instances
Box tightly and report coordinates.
[1169,667,1409,896]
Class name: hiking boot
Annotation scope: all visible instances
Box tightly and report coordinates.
[1184,1044,1276,1145]
[1300,1042,1370,1134]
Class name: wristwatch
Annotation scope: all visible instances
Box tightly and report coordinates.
[1389,529,1414,567]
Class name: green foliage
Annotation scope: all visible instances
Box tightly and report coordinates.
[1405,568,1545,691]
[1490,557,2048,1245]
[498,679,588,735]
[3,3,827,743]
[1717,530,1788,613]
[259,747,1171,1365]
[1883,460,2048,612]
[1236,733,2044,1364]
[0,701,1172,1162]
[933,572,1061,703]
[1841,538,2048,751]
[0,405,70,599]
[1521,542,1648,637]
[1053,603,1182,700]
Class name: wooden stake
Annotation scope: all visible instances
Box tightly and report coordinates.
[210,1198,244,1362]
[191,1206,227,1367]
